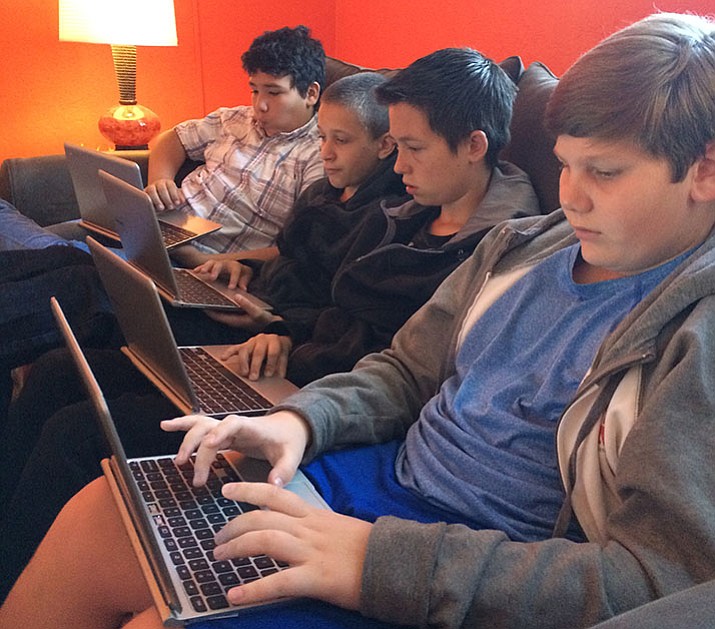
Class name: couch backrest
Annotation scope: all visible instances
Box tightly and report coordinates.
[0,155,80,227]
[500,62,560,214]
[325,55,561,214]
[0,150,148,227]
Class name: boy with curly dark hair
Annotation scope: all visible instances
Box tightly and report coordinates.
[145,25,326,265]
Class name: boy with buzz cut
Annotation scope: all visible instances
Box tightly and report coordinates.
[5,11,715,629]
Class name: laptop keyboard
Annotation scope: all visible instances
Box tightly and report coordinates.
[173,271,238,308]
[132,452,287,614]
[180,346,271,416]
[159,221,198,248]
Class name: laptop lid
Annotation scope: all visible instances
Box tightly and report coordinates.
[49,296,182,617]
[98,169,271,312]
[87,236,297,417]
[65,142,144,240]
[50,296,329,624]
[65,142,222,249]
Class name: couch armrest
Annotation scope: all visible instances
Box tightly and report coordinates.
[0,150,150,227]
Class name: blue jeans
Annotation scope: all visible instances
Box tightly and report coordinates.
[0,246,116,368]
[0,200,89,253]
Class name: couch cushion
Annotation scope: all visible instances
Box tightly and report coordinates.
[325,57,399,86]
[501,62,561,214]
[0,155,79,226]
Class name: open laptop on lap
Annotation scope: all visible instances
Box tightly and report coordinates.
[99,169,271,312]
[88,236,292,417]
[50,296,330,626]
[64,142,222,249]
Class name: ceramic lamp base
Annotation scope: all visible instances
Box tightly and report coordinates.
[98,103,161,150]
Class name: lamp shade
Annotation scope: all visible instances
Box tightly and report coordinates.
[59,0,178,46]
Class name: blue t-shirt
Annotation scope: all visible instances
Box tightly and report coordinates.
[396,244,689,542]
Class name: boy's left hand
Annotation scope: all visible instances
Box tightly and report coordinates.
[214,482,371,611]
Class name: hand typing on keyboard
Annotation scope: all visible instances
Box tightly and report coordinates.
[193,259,254,291]
[145,178,186,212]
[160,411,373,611]
[161,410,312,489]
[219,333,293,380]
[213,481,372,612]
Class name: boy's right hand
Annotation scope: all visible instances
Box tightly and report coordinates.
[220,333,293,380]
[145,178,186,212]
[193,259,254,290]
[161,410,311,488]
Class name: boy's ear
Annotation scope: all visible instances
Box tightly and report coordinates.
[467,130,489,163]
[377,133,396,160]
[691,141,715,202]
[305,82,321,108]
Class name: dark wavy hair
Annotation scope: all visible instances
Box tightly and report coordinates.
[241,25,326,97]
[375,48,516,167]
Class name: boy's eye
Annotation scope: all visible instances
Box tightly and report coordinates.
[593,168,618,179]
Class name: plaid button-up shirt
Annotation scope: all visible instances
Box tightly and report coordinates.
[175,106,323,254]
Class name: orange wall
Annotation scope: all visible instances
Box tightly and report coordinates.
[0,0,335,160]
[333,0,715,74]
[1,0,713,160]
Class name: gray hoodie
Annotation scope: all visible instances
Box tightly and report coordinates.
[275,210,715,628]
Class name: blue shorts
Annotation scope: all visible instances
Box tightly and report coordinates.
[195,440,468,629]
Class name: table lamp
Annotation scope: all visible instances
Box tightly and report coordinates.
[59,0,178,149]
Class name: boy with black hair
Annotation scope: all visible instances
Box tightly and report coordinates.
[145,24,325,264]
[211,46,538,383]
[0,25,326,264]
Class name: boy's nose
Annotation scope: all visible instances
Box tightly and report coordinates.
[394,151,409,174]
[559,170,591,213]
[320,140,335,160]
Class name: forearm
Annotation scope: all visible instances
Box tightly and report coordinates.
[194,247,280,263]
[360,517,635,628]
[168,244,210,267]
[234,246,279,262]
[272,258,483,457]
[147,129,187,184]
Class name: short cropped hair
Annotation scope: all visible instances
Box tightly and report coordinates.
[241,25,326,97]
[546,12,715,182]
[321,73,390,139]
[375,48,516,167]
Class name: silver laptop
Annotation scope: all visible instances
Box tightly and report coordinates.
[99,169,271,312]
[88,236,294,418]
[65,142,223,249]
[50,296,329,626]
